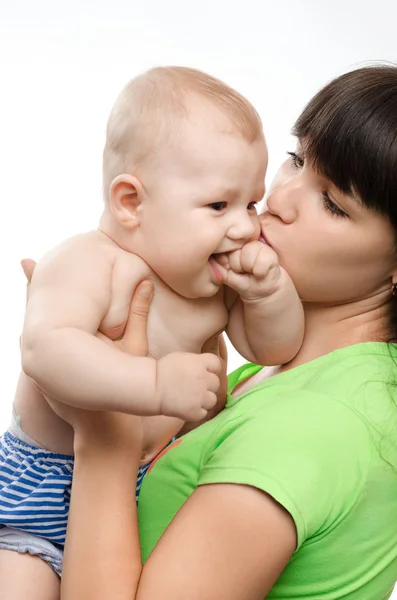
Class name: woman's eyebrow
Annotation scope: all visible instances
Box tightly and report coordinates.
[296,140,362,207]
[328,181,363,207]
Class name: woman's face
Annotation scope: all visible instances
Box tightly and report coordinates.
[259,147,397,304]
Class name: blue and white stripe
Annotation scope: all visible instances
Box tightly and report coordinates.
[0,431,152,550]
[0,431,73,547]
[136,462,150,503]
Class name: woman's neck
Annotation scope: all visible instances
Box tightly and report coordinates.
[283,293,392,371]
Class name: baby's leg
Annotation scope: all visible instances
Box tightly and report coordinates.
[0,549,60,600]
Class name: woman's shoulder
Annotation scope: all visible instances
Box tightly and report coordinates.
[220,343,397,473]
[201,386,373,549]
[198,344,397,554]
[229,342,397,416]
[223,384,373,455]
[216,341,397,489]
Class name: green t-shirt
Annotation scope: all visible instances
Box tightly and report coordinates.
[138,343,397,599]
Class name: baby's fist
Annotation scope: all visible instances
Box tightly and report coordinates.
[216,241,283,301]
[155,352,221,421]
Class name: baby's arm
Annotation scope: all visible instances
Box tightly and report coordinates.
[222,241,304,366]
[21,235,219,421]
[141,335,228,461]
[21,235,160,414]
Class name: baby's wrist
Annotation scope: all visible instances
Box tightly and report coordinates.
[240,269,286,304]
[240,285,282,305]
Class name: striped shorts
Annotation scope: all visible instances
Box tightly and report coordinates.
[0,430,151,574]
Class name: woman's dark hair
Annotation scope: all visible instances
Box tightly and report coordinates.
[293,64,397,342]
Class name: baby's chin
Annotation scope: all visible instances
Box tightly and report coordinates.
[172,278,222,300]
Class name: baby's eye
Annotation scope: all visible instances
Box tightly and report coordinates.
[247,201,258,211]
[209,202,227,211]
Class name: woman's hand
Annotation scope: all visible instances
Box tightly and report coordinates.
[177,333,228,437]
[202,333,228,415]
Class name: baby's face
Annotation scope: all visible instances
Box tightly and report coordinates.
[137,117,268,298]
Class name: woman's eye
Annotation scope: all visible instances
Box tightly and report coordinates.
[287,151,304,169]
[209,202,227,211]
[321,193,348,218]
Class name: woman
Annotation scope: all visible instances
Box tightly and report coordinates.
[28,65,397,599]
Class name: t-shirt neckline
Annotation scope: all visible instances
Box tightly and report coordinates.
[226,341,395,408]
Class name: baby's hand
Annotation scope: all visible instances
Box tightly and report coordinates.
[155,352,221,421]
[216,240,283,302]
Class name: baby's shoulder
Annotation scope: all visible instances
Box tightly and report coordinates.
[37,231,114,268]
[37,231,150,277]
[100,245,153,338]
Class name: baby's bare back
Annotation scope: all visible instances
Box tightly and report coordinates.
[15,231,228,454]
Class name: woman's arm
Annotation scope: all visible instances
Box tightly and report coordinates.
[63,430,296,600]
[137,484,295,599]
[62,422,142,600]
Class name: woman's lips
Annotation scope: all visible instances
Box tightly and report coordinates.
[259,232,271,247]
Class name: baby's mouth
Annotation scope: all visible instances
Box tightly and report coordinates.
[208,255,224,283]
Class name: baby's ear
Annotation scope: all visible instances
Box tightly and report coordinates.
[108,174,143,229]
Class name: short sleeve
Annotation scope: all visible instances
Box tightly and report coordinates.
[199,390,372,548]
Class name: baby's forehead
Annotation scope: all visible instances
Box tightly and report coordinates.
[171,91,264,141]
[134,98,267,188]
[174,125,266,169]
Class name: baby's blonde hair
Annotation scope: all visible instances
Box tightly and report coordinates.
[102,66,263,200]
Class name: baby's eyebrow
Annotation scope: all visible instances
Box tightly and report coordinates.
[203,185,264,204]
[211,188,240,201]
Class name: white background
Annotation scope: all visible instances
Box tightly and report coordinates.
[1,3,397,586]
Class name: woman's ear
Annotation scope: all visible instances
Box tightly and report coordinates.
[108,174,144,229]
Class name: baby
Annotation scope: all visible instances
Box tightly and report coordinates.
[0,67,304,583]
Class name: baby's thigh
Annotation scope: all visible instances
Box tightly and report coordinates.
[0,549,60,600]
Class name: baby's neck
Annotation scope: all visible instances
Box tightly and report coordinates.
[98,211,140,255]
[282,294,392,371]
